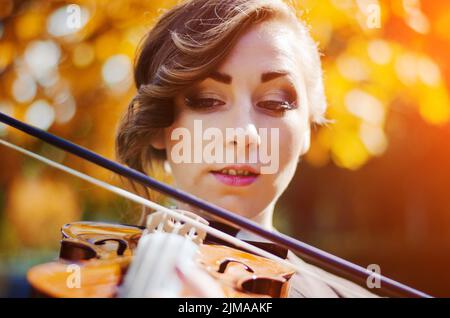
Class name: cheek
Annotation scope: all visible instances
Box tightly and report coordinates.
[266,117,307,200]
[163,111,194,156]
[276,114,308,167]
[162,113,209,188]
[277,132,299,180]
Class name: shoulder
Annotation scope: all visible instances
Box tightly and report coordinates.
[286,251,380,298]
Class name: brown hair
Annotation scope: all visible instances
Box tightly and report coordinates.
[116,0,326,180]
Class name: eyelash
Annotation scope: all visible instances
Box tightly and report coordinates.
[184,95,298,114]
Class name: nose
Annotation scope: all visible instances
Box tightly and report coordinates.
[225,123,260,148]
[224,101,260,161]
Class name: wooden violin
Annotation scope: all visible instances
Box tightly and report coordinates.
[27,212,295,298]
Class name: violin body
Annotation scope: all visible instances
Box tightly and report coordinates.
[27,222,294,298]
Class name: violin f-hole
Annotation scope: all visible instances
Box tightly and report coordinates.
[239,277,286,298]
[94,238,128,256]
[217,259,255,274]
[60,240,97,260]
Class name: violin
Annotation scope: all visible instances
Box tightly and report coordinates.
[0,112,432,298]
[27,212,294,298]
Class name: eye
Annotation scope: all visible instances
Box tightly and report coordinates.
[256,88,298,115]
[256,100,297,115]
[184,96,225,111]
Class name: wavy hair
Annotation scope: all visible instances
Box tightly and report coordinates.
[116,0,326,179]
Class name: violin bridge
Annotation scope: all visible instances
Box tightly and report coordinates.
[145,210,209,245]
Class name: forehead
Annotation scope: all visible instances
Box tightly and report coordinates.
[218,20,301,75]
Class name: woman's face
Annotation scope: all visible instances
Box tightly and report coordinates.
[156,20,311,221]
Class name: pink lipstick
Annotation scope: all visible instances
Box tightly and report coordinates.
[210,165,259,187]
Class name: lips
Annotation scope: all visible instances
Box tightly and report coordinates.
[210,165,259,186]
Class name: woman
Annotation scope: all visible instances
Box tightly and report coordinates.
[116,0,376,297]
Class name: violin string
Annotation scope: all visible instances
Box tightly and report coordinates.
[0,138,371,297]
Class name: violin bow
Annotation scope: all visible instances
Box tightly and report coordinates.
[0,112,431,298]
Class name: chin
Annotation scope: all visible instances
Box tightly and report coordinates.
[210,196,262,220]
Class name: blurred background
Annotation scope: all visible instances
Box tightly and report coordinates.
[0,0,449,297]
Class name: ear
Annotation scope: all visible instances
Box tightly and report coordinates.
[150,129,166,150]
[300,128,311,155]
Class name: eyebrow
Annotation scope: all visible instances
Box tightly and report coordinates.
[206,70,291,85]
